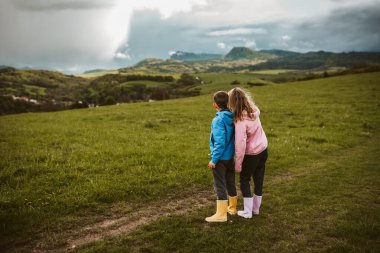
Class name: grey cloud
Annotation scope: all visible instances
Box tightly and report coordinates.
[289,3,380,52]
[11,0,116,11]
[125,9,210,62]
[0,0,119,73]
[1,0,380,73]
[123,1,380,63]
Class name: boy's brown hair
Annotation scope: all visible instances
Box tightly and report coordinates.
[213,91,229,109]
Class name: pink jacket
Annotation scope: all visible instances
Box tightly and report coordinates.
[234,108,268,172]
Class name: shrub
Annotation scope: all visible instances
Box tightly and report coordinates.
[150,88,170,100]
[104,96,116,105]
[177,74,201,86]
[247,81,266,86]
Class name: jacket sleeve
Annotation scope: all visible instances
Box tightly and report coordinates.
[210,117,226,164]
[234,120,247,172]
[209,124,213,155]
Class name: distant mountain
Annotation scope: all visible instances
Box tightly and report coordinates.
[119,47,380,73]
[250,51,380,70]
[19,66,34,70]
[224,47,275,60]
[83,69,108,74]
[225,47,256,60]
[170,51,222,61]
[0,65,12,70]
[135,58,169,67]
[224,47,281,61]
[259,49,301,58]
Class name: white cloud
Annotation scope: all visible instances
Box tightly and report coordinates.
[217,42,226,49]
[168,50,176,56]
[245,40,256,48]
[208,28,267,36]
[115,52,130,59]
[0,0,208,71]
[12,0,117,11]
[66,65,80,72]
[282,35,292,41]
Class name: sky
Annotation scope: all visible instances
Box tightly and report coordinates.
[0,0,379,73]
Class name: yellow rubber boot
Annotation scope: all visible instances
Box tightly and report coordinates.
[205,200,228,222]
[227,196,238,215]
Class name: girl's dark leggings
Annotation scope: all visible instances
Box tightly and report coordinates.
[240,149,268,197]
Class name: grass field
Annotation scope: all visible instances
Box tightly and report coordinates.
[79,71,182,80]
[78,70,120,79]
[120,80,171,88]
[23,85,46,96]
[0,72,379,252]
[250,69,296,74]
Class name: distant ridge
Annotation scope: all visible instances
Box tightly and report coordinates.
[170,51,222,61]
[250,50,380,70]
[119,47,380,73]
[0,65,12,70]
[259,49,300,58]
[83,69,108,74]
[135,58,172,67]
[224,47,259,60]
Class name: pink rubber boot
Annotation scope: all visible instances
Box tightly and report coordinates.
[252,195,262,215]
[237,197,253,218]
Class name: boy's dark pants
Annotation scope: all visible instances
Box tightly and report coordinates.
[240,149,268,197]
[212,159,237,200]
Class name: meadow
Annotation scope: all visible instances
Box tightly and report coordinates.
[0,72,379,252]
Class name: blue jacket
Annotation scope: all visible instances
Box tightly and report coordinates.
[210,109,235,164]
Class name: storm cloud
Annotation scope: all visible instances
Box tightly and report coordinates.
[290,3,380,52]
[125,1,380,61]
[11,0,116,11]
[0,0,379,73]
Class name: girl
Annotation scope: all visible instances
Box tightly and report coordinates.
[228,88,268,219]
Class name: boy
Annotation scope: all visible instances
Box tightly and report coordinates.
[206,91,237,222]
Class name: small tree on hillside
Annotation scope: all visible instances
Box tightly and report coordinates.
[104,96,116,105]
[177,74,201,86]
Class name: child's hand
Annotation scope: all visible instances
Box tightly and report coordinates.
[208,161,216,169]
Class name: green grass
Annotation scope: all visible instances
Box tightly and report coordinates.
[250,69,296,74]
[78,70,120,79]
[24,84,46,95]
[76,136,380,252]
[120,80,171,88]
[79,71,180,79]
[196,72,268,93]
[0,72,379,252]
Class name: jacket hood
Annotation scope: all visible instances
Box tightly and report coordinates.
[216,109,234,124]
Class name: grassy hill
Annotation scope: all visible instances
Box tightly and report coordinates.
[0,67,88,100]
[252,51,380,70]
[224,47,274,61]
[170,51,222,61]
[119,47,274,73]
[0,68,204,114]
[79,70,120,79]
[0,72,379,252]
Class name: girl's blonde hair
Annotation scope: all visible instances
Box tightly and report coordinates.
[228,87,256,122]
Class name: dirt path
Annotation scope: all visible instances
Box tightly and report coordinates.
[27,188,215,253]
